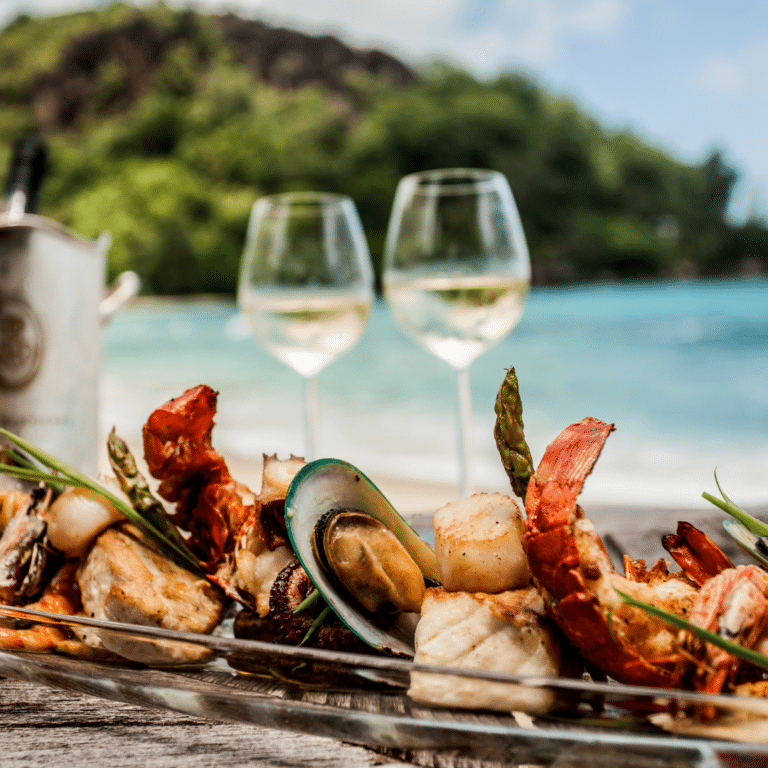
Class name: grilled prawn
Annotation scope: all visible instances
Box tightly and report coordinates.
[522,418,731,688]
[684,565,768,700]
[142,385,301,615]
[0,562,83,653]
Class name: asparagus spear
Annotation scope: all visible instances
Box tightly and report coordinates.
[106,428,190,553]
[493,367,534,501]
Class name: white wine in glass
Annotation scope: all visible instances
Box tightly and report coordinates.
[237,192,374,460]
[383,169,531,498]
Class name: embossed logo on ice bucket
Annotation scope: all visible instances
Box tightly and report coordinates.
[0,293,43,389]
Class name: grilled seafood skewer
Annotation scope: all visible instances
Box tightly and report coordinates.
[2,370,768,731]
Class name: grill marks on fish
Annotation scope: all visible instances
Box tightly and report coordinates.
[409,586,577,713]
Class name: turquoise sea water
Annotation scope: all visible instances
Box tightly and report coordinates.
[102,277,768,508]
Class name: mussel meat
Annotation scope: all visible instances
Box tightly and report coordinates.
[313,508,426,614]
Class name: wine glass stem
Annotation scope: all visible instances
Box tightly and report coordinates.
[302,374,319,462]
[456,366,473,498]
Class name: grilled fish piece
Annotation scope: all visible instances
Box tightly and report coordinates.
[77,523,226,664]
[409,586,578,713]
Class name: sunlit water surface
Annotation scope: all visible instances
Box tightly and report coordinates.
[102,278,768,510]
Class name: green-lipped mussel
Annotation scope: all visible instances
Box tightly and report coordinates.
[284,459,438,657]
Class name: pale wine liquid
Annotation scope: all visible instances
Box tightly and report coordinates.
[384,275,529,368]
[240,291,371,377]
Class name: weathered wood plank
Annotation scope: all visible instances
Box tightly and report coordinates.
[0,675,415,768]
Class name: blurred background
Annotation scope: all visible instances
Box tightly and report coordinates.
[1,0,766,511]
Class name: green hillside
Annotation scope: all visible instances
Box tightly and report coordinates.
[1,3,766,293]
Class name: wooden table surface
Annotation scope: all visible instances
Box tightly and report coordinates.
[0,674,422,768]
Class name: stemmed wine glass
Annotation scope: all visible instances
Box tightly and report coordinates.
[237,192,374,461]
[382,169,531,498]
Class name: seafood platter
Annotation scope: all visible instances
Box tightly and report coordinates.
[2,370,768,767]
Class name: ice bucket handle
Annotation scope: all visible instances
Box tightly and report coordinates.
[100,270,139,323]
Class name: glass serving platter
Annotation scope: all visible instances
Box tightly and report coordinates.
[1,603,768,767]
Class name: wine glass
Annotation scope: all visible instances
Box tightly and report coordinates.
[382,169,531,498]
[237,192,374,461]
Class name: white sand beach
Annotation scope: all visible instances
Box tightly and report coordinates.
[98,434,493,517]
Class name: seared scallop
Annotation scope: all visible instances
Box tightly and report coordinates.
[433,493,530,593]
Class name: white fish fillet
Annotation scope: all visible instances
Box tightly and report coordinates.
[408,586,564,713]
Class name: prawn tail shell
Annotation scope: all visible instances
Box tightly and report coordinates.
[523,418,615,560]
[525,418,615,526]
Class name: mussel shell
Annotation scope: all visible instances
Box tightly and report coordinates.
[284,459,438,657]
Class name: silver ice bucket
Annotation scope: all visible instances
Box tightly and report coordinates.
[0,212,137,475]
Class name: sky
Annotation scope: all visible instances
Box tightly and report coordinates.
[2,0,767,222]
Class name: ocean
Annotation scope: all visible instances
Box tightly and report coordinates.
[102,277,768,511]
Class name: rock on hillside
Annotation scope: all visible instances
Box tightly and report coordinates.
[30,9,417,130]
[220,14,415,93]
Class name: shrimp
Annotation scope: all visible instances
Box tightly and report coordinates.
[142,385,253,570]
[141,386,302,615]
[0,562,82,652]
[523,418,730,688]
[684,566,768,699]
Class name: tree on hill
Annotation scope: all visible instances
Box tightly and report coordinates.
[0,3,764,293]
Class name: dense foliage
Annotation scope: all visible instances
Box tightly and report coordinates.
[1,4,766,293]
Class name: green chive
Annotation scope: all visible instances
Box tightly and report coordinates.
[5,448,39,472]
[299,605,331,647]
[702,471,768,537]
[0,429,205,577]
[292,588,321,614]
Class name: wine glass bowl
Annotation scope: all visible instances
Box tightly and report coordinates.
[237,192,374,459]
[382,169,531,497]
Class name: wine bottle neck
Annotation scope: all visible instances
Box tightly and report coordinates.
[1,190,28,220]
[1,133,48,218]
